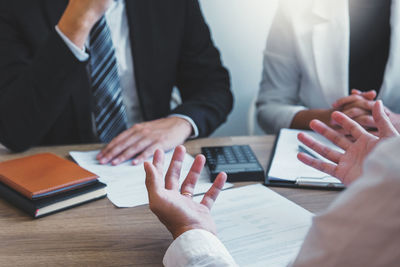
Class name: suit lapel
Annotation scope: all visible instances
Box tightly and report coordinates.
[125,0,154,120]
[311,0,349,105]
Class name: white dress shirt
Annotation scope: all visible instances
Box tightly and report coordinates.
[56,0,198,136]
[164,137,400,266]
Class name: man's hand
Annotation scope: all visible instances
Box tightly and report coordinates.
[144,145,227,239]
[97,117,193,165]
[297,100,399,185]
[332,89,376,130]
[58,0,113,48]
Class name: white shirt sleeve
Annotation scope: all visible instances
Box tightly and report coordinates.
[163,229,238,267]
[290,137,400,267]
[168,114,199,139]
[55,26,89,62]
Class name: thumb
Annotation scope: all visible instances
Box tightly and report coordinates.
[373,100,398,138]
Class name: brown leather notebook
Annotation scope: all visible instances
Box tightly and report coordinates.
[0,153,99,199]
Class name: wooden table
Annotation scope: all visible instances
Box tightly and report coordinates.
[0,136,340,266]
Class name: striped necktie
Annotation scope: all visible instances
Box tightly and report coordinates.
[89,16,127,143]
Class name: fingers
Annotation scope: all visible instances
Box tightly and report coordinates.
[332,94,377,130]
[200,172,227,210]
[111,138,153,165]
[330,112,368,140]
[144,149,165,196]
[297,153,337,178]
[97,128,141,164]
[97,136,127,163]
[351,89,377,100]
[309,119,352,150]
[353,115,376,128]
[342,107,370,119]
[368,130,379,137]
[132,144,162,165]
[351,89,362,95]
[165,145,186,191]
[297,133,342,163]
[180,154,206,197]
[373,100,399,137]
[342,100,375,112]
[144,161,163,196]
[152,149,165,172]
[98,118,191,166]
[333,94,365,109]
[363,90,377,100]
[334,90,375,111]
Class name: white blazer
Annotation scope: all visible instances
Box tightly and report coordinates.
[257,0,400,133]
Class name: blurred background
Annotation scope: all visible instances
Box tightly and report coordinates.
[199,0,279,137]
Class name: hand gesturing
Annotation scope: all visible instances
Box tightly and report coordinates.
[144,145,227,239]
[298,100,399,185]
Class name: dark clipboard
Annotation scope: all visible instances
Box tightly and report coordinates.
[263,130,344,191]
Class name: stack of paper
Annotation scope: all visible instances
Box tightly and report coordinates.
[70,150,233,207]
[195,184,313,266]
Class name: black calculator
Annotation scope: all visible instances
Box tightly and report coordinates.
[201,145,265,182]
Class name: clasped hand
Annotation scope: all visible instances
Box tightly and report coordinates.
[333,89,400,134]
[332,89,377,131]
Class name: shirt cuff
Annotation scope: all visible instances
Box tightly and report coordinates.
[163,229,237,267]
[169,114,199,139]
[55,26,89,62]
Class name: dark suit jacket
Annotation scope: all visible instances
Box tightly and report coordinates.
[0,0,233,152]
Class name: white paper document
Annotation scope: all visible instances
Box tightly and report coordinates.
[70,150,233,208]
[268,129,344,186]
[194,184,313,267]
